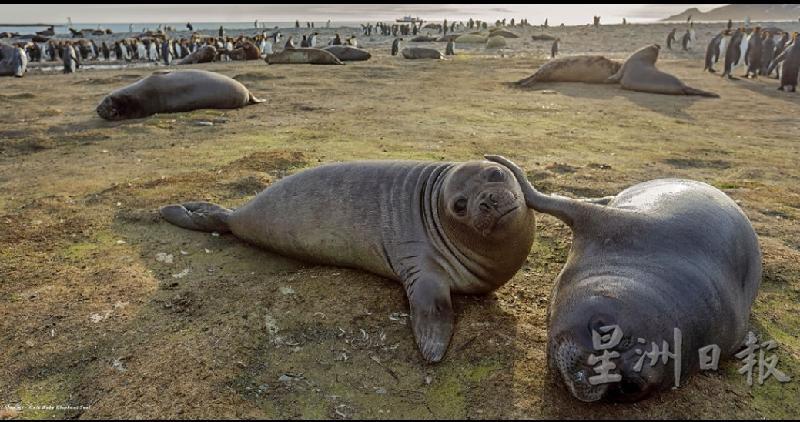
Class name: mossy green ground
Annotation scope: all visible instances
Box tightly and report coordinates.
[1,24,799,418]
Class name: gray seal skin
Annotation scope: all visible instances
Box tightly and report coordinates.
[177,45,217,65]
[0,44,27,77]
[96,69,264,121]
[517,55,621,87]
[608,44,719,97]
[266,48,343,65]
[322,45,371,61]
[401,47,444,60]
[487,155,761,403]
[159,159,536,362]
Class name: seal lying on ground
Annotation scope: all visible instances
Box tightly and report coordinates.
[96,69,264,121]
[322,45,371,61]
[608,44,719,97]
[177,45,217,65]
[516,55,621,87]
[487,155,761,403]
[266,47,343,65]
[160,159,536,362]
[401,47,444,60]
[0,44,27,77]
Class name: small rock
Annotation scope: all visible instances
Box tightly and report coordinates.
[375,387,387,395]
[194,121,214,126]
[172,268,190,279]
[155,252,174,264]
[279,286,295,295]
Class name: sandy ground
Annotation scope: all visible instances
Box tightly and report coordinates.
[1,22,800,419]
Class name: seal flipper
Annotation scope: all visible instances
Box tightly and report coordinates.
[682,86,720,98]
[405,270,454,363]
[160,202,232,233]
[485,154,626,228]
[248,93,266,104]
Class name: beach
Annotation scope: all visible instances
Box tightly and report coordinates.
[1,21,799,419]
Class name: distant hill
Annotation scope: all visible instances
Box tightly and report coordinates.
[662,4,800,22]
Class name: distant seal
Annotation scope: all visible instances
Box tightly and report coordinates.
[96,69,264,121]
[322,45,371,61]
[608,44,719,97]
[160,159,536,362]
[266,48,343,65]
[487,155,761,403]
[177,45,217,65]
[516,55,621,87]
[401,47,444,59]
[0,44,27,77]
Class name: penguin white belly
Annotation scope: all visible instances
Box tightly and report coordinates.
[737,35,749,67]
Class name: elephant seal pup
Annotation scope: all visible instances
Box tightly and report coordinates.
[608,44,719,97]
[322,45,371,61]
[401,47,444,60]
[516,55,621,87]
[266,48,343,65]
[0,44,27,77]
[160,159,536,362]
[177,45,217,65]
[487,155,761,403]
[96,69,264,121]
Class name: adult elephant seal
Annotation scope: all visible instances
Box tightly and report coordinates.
[160,159,536,362]
[0,44,27,77]
[96,69,264,121]
[516,56,621,87]
[266,47,343,65]
[402,47,444,60]
[608,44,719,97]
[487,155,761,403]
[177,45,217,65]
[322,45,371,61]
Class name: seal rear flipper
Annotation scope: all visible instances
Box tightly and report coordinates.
[159,201,232,233]
[248,93,266,104]
[405,272,454,363]
[683,86,720,97]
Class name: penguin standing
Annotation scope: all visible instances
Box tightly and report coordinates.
[101,41,110,61]
[137,41,146,61]
[161,39,172,65]
[445,39,455,56]
[704,31,725,72]
[391,37,401,56]
[778,33,799,92]
[300,35,308,48]
[284,37,295,49]
[62,43,78,73]
[722,28,744,78]
[551,38,559,58]
[148,40,157,61]
[744,27,762,78]
[737,28,749,69]
[761,31,775,76]
[666,28,677,50]
[681,29,691,51]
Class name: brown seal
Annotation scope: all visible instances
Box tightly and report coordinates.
[96,69,264,121]
[608,44,719,97]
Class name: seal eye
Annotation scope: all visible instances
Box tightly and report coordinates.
[487,168,505,183]
[453,197,468,215]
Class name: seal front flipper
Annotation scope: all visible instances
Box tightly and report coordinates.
[405,269,455,363]
[160,202,232,233]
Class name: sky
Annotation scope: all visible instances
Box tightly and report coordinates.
[3,4,726,25]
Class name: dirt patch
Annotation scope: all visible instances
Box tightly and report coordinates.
[663,158,732,169]
[223,150,309,174]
